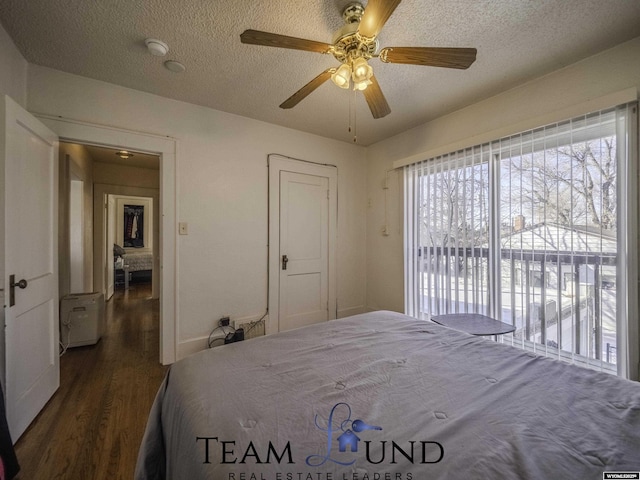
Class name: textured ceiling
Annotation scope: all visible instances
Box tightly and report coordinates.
[2,0,640,146]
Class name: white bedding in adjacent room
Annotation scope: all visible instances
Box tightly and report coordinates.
[123,251,153,272]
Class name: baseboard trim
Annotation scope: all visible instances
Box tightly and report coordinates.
[337,305,366,319]
[177,336,211,360]
[178,313,270,360]
[179,308,374,359]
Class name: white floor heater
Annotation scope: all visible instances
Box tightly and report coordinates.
[60,292,105,348]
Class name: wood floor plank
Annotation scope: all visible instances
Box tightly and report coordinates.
[14,284,168,480]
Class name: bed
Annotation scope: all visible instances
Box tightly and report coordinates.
[135,310,640,479]
[123,251,153,273]
[115,251,153,288]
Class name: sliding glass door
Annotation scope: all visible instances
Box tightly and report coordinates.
[404,103,638,377]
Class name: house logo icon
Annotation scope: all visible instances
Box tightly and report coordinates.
[306,403,382,466]
[337,429,360,452]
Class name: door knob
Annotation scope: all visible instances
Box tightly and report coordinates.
[9,274,27,307]
[282,254,288,270]
[11,278,27,289]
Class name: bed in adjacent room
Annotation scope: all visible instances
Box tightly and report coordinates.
[115,250,153,288]
[135,310,640,479]
[122,251,154,273]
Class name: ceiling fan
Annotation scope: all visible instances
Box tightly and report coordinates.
[240,0,477,119]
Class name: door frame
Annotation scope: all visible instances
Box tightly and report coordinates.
[35,114,177,365]
[267,155,337,334]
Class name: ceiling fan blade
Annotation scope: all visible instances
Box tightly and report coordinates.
[379,46,477,69]
[280,68,334,109]
[240,29,332,54]
[363,75,391,119]
[358,0,403,41]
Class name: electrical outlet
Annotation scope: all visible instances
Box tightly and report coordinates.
[179,222,188,235]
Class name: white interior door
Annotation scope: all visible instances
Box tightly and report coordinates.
[1,95,59,441]
[279,171,329,331]
[106,194,116,299]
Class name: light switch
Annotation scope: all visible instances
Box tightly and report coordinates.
[179,222,188,235]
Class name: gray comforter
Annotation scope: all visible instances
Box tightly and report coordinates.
[136,311,640,479]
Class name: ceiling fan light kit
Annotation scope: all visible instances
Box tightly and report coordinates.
[352,57,373,82]
[331,64,351,89]
[354,78,372,91]
[240,0,477,120]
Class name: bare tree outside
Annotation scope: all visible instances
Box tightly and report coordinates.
[419,161,489,248]
[504,137,617,232]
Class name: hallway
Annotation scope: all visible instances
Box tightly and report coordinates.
[14,285,167,479]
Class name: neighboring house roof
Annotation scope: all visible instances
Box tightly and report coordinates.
[500,223,616,255]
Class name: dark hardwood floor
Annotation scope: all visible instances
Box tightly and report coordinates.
[14,284,168,480]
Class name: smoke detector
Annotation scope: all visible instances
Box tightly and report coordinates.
[145,38,169,56]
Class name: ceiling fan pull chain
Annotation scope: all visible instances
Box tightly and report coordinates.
[353,88,358,143]
[348,87,352,134]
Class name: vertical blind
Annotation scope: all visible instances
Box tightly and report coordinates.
[404,103,638,378]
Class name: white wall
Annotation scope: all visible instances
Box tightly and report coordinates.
[69,149,94,293]
[365,36,640,312]
[68,179,84,292]
[27,65,368,358]
[59,142,94,299]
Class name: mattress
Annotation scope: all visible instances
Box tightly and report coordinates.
[123,252,153,272]
[135,310,640,479]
